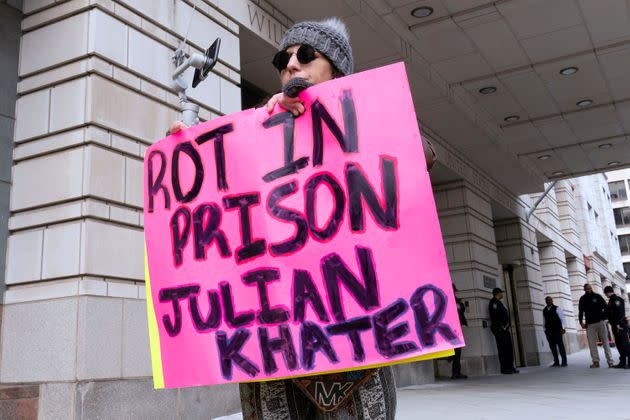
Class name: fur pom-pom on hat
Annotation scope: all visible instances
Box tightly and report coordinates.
[279,17,354,76]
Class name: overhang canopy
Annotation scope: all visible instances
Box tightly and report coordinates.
[245,0,630,195]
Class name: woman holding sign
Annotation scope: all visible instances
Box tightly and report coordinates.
[169,17,437,420]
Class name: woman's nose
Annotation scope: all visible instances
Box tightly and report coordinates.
[286,53,301,71]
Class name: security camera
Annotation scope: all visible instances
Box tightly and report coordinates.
[171,38,221,126]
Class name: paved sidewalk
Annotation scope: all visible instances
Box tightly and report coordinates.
[217,350,629,420]
[397,349,630,420]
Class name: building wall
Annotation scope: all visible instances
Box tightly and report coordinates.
[573,174,627,305]
[606,167,630,306]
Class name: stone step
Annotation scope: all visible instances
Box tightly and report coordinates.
[0,385,39,420]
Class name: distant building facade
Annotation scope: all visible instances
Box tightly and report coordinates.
[606,168,630,301]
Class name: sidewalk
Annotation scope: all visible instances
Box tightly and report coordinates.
[217,349,629,420]
[397,349,629,420]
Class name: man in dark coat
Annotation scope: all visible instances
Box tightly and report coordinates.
[489,287,518,374]
[543,296,567,367]
[579,283,613,368]
[604,286,630,369]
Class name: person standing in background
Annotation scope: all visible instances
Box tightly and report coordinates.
[604,286,630,369]
[543,296,567,367]
[578,283,614,368]
[489,287,519,374]
[451,284,468,379]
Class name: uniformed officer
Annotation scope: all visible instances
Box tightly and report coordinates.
[451,283,468,379]
[489,287,519,374]
[543,296,567,367]
[604,286,630,369]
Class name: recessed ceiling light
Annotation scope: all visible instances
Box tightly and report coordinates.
[411,6,434,18]
[608,161,620,166]
[552,171,564,176]
[576,99,593,107]
[598,143,612,150]
[559,66,579,76]
[479,86,497,95]
[538,155,551,160]
[504,115,520,122]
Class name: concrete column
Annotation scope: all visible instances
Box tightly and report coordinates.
[555,181,580,246]
[433,181,501,376]
[494,218,547,366]
[566,257,589,351]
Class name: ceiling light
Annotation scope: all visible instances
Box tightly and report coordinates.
[598,143,612,150]
[538,155,551,160]
[576,99,593,107]
[552,171,564,176]
[479,86,497,95]
[608,161,620,166]
[504,115,520,122]
[411,6,434,18]
[559,66,578,76]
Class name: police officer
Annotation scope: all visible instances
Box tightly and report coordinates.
[451,283,468,379]
[604,286,630,369]
[543,296,567,367]
[489,287,519,374]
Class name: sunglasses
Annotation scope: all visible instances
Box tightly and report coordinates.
[272,45,318,71]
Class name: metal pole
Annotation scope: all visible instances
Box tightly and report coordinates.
[526,180,558,222]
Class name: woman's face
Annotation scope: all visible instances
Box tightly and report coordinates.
[279,45,334,86]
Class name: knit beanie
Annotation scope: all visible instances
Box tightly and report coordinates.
[279,18,354,76]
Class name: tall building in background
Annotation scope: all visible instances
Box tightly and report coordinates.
[1,1,629,418]
[607,168,630,301]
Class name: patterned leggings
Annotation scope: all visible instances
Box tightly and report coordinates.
[239,367,397,420]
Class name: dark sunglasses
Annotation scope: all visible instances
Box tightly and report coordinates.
[272,45,317,71]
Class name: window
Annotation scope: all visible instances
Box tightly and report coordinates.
[624,262,630,280]
[614,207,630,227]
[609,181,627,201]
[619,234,630,255]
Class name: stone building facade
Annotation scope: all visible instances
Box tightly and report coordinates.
[0,0,627,418]
[606,167,630,300]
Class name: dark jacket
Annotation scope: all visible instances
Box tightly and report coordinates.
[456,297,468,327]
[578,293,608,325]
[489,297,509,334]
[607,294,627,328]
[543,304,563,333]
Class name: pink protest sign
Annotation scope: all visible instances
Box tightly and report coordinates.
[143,62,463,389]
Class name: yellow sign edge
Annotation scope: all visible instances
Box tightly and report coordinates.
[145,243,165,389]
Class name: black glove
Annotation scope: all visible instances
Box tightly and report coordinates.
[283,77,314,98]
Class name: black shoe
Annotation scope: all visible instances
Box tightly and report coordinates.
[511,369,520,374]
[623,365,630,370]
[451,374,468,379]
[613,364,627,369]
[501,370,514,374]
[561,363,568,367]
[550,363,560,367]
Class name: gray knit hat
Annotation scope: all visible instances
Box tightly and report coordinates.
[279,18,354,76]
